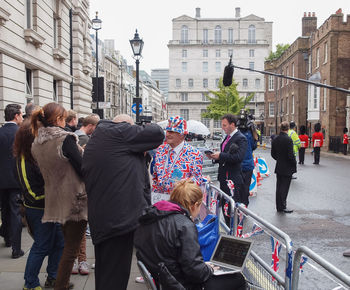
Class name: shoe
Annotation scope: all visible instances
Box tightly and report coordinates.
[91,263,95,269]
[276,209,284,213]
[44,277,74,289]
[71,261,79,274]
[12,249,24,259]
[78,261,89,275]
[135,276,145,283]
[283,208,293,213]
[343,249,350,257]
[298,161,301,164]
[291,176,297,180]
[23,286,42,290]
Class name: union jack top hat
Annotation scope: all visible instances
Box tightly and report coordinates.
[166,115,188,135]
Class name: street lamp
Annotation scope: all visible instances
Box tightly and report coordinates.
[130,29,144,124]
[92,11,102,118]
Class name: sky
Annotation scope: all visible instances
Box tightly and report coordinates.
[89,0,350,74]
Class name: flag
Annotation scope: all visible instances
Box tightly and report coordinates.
[236,210,244,237]
[299,255,308,273]
[271,236,282,273]
[226,179,235,196]
[243,223,264,238]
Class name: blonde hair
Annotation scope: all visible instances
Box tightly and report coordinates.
[170,179,203,213]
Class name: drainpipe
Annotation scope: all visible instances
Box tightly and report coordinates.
[69,8,73,109]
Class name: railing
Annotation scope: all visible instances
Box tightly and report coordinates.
[329,136,342,153]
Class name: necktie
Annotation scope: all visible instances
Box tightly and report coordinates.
[166,150,175,174]
[222,135,231,151]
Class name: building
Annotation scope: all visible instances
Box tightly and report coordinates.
[0,0,92,122]
[167,7,272,134]
[151,69,169,98]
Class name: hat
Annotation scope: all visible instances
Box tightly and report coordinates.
[290,121,296,129]
[166,116,188,135]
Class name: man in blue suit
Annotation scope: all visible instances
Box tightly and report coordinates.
[0,104,24,258]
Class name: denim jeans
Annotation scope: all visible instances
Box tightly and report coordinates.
[24,207,64,288]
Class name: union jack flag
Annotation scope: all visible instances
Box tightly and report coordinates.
[271,236,282,273]
[242,223,264,238]
[226,179,235,196]
[299,255,308,273]
[236,210,244,237]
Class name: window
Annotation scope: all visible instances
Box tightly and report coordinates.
[53,79,58,102]
[201,109,210,127]
[215,78,220,87]
[216,50,221,57]
[286,66,289,84]
[308,55,311,73]
[182,62,187,72]
[323,80,327,110]
[26,0,32,29]
[316,47,320,68]
[249,62,254,70]
[182,49,187,58]
[313,86,319,109]
[25,68,32,101]
[280,70,284,87]
[324,42,328,63]
[188,78,193,88]
[243,78,248,88]
[291,95,295,114]
[228,49,233,57]
[180,109,189,120]
[214,120,221,128]
[286,97,289,114]
[176,78,181,88]
[203,29,208,44]
[202,93,209,102]
[203,62,208,72]
[53,17,58,48]
[203,78,208,88]
[215,62,221,72]
[248,25,256,44]
[181,92,188,102]
[215,25,222,44]
[268,76,274,91]
[280,99,284,114]
[249,49,254,57]
[181,25,188,43]
[292,62,295,79]
[228,29,233,43]
[255,78,260,89]
[269,102,275,117]
[203,49,208,57]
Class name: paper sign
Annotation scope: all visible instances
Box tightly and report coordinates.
[151,192,170,205]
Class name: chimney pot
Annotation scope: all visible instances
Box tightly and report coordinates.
[235,7,241,18]
[196,7,201,18]
[308,12,311,17]
[304,12,306,17]
[312,12,315,17]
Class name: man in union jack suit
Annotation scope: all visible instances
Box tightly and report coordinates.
[152,116,206,194]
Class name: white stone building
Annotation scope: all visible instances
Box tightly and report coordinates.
[167,7,272,133]
[0,0,93,122]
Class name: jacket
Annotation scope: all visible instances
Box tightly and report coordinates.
[240,130,257,172]
[0,123,21,189]
[134,200,212,289]
[271,132,297,176]
[298,134,309,148]
[31,126,87,224]
[218,130,248,185]
[288,129,301,156]
[82,120,164,245]
[312,132,324,148]
[152,142,205,194]
[344,134,349,145]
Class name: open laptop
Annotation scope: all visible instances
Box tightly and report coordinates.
[209,234,253,276]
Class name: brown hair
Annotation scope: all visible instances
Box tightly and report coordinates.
[170,179,203,213]
[280,121,289,132]
[82,114,100,127]
[65,110,77,123]
[13,120,35,163]
[31,102,67,136]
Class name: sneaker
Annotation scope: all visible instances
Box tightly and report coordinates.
[23,286,42,290]
[91,263,95,269]
[44,277,74,289]
[135,276,145,283]
[71,261,79,274]
[78,261,89,275]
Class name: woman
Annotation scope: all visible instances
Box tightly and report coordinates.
[31,103,87,290]
[13,120,64,290]
[298,125,308,165]
[312,123,324,165]
[134,179,246,290]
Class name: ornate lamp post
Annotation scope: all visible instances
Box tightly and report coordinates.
[92,12,102,118]
[129,29,144,124]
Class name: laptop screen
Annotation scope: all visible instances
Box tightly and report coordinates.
[212,236,252,267]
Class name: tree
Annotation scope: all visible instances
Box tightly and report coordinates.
[201,78,253,120]
[266,44,290,61]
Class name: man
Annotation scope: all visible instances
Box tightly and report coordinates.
[74,114,100,147]
[207,114,248,204]
[271,121,296,214]
[65,110,78,132]
[82,114,164,290]
[152,115,206,195]
[0,104,24,258]
[23,102,35,119]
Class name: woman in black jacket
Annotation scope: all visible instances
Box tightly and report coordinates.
[134,179,246,290]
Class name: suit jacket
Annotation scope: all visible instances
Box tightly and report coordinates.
[152,142,204,194]
[0,123,20,189]
[217,131,248,186]
[271,132,297,176]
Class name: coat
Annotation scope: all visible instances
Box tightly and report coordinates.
[82,120,164,245]
[312,132,324,148]
[271,132,297,176]
[241,130,257,172]
[134,200,212,289]
[0,123,21,189]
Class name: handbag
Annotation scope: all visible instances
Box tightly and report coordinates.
[196,214,219,261]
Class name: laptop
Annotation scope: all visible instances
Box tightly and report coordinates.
[208,234,253,276]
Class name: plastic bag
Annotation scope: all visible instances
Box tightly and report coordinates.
[196,214,219,261]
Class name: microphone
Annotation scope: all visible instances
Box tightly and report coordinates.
[223,55,234,87]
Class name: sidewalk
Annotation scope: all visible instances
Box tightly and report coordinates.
[0,229,144,290]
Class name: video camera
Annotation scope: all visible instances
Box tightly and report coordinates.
[237,109,258,140]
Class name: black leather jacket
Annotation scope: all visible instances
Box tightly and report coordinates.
[134,201,212,289]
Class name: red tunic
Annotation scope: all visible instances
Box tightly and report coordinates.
[312,132,324,148]
[343,134,349,145]
[298,134,309,148]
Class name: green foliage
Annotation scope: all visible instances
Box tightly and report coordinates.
[201,78,253,120]
[266,44,290,61]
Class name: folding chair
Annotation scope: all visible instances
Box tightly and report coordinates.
[137,260,158,290]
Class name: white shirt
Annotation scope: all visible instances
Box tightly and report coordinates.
[165,141,184,168]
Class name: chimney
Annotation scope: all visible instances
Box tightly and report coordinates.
[196,7,201,18]
[302,12,317,37]
[235,7,241,18]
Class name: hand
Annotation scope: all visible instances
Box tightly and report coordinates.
[210,152,220,160]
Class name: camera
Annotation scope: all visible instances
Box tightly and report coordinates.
[237,109,258,141]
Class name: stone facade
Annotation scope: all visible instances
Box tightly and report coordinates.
[0,0,93,122]
[168,7,272,134]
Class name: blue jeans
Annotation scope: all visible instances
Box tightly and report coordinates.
[24,207,64,288]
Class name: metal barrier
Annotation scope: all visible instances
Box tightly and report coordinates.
[291,246,350,290]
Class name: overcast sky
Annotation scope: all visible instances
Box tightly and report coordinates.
[89,0,350,74]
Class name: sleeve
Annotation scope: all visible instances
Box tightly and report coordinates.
[292,132,301,149]
[151,151,162,193]
[190,151,205,186]
[177,223,212,284]
[287,138,296,163]
[219,135,248,164]
[320,133,324,147]
[62,135,83,178]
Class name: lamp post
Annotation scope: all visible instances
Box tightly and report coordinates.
[92,12,102,118]
[130,29,144,124]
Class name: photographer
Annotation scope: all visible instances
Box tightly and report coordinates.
[237,110,258,207]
